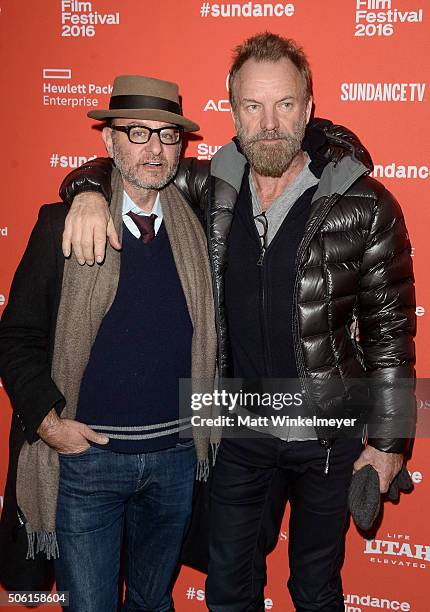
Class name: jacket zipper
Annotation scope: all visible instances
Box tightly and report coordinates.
[260,259,273,376]
[292,193,342,474]
[207,178,227,374]
[253,210,272,375]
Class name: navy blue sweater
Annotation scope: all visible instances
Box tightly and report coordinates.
[76,222,193,453]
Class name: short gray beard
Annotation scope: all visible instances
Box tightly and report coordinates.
[111,135,181,190]
[236,112,307,178]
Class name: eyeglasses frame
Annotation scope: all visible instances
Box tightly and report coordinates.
[110,123,183,145]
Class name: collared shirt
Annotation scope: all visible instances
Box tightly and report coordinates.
[122,190,163,237]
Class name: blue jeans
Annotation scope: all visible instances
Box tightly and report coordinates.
[54,442,196,612]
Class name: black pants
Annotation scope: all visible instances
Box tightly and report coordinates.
[205,435,363,612]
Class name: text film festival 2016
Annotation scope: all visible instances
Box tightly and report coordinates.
[0,1,429,610]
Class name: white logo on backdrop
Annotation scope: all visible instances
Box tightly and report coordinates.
[354,0,424,38]
[49,154,97,169]
[372,164,429,180]
[197,144,223,160]
[42,68,112,109]
[364,533,430,570]
[61,0,120,38]
[340,83,426,102]
[199,2,295,19]
[344,592,411,611]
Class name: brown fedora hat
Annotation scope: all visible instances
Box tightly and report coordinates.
[87,75,199,132]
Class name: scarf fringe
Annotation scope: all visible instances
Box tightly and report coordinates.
[196,458,210,482]
[210,441,220,466]
[196,442,221,482]
[26,529,59,560]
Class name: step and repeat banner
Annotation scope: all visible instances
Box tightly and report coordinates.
[0,1,429,610]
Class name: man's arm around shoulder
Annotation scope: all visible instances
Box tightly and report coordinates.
[59,156,210,265]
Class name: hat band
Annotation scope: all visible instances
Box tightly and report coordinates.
[109,94,182,115]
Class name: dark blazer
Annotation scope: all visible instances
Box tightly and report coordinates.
[0,203,67,590]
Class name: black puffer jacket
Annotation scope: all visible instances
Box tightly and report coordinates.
[60,119,416,453]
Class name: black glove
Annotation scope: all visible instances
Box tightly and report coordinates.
[386,464,413,502]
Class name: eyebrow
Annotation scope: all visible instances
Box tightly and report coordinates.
[241,96,296,104]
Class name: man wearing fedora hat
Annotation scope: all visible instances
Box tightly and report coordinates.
[0,75,217,611]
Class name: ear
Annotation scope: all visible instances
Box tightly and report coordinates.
[102,126,114,157]
[305,97,313,124]
[231,107,240,132]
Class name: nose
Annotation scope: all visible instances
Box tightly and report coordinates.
[260,106,279,132]
[145,131,162,155]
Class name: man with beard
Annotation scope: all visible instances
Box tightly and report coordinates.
[54,33,414,611]
[0,75,217,611]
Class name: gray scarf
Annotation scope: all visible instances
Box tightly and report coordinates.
[16,168,218,560]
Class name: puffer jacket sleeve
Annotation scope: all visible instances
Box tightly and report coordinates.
[358,181,416,454]
[173,158,210,223]
[59,157,113,206]
[59,157,210,221]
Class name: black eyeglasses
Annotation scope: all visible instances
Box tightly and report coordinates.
[254,212,268,266]
[110,124,183,145]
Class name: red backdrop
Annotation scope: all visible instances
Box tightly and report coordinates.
[0,1,429,610]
